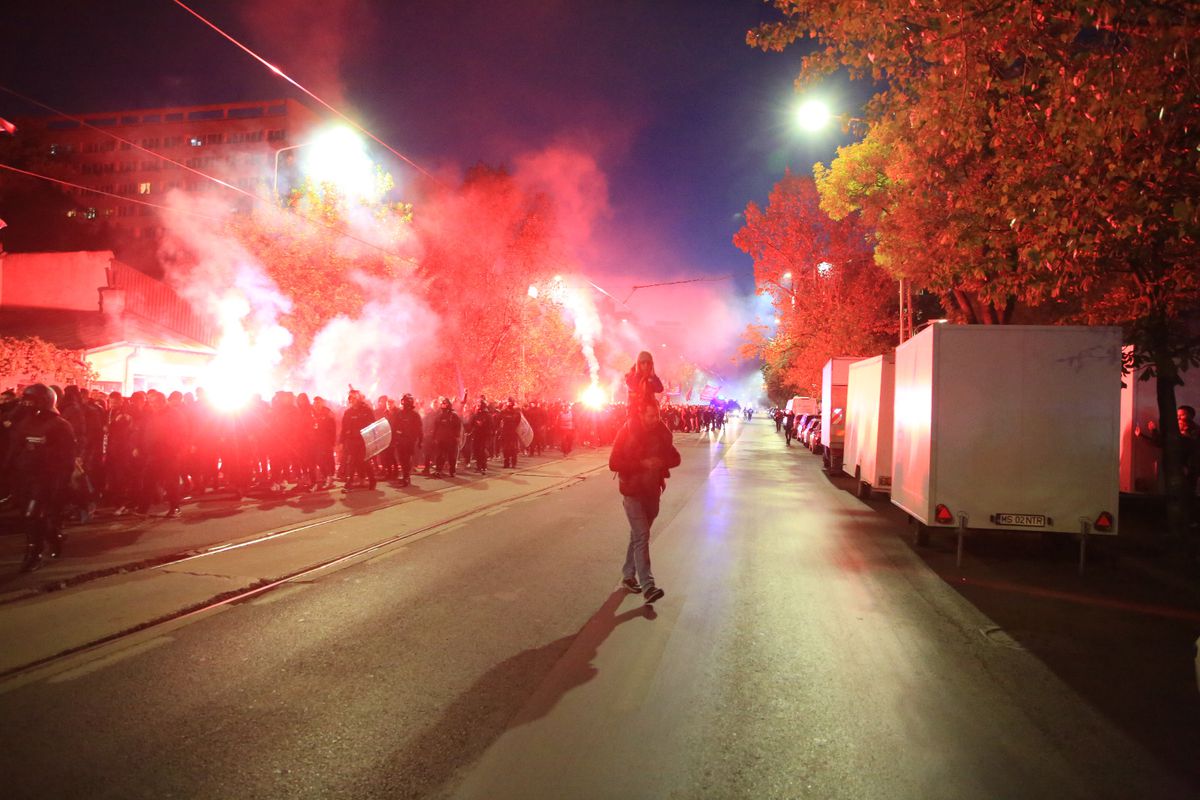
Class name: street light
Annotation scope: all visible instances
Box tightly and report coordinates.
[794,98,831,132]
[272,126,372,202]
[793,100,908,340]
[273,143,308,199]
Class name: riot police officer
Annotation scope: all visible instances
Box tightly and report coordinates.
[499,398,522,468]
[4,384,77,572]
[340,389,376,491]
[432,398,462,478]
[468,399,493,474]
[390,393,423,486]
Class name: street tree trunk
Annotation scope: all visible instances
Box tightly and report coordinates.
[1153,360,1192,547]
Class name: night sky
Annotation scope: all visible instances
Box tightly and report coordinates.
[2,1,867,366]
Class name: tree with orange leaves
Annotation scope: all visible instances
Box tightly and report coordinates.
[751,0,1200,537]
[413,164,586,399]
[735,171,897,396]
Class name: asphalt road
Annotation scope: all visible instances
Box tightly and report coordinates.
[1,419,1197,799]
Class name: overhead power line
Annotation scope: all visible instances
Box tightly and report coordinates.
[623,274,734,304]
[0,84,417,263]
[171,0,442,186]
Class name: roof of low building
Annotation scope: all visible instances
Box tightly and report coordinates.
[0,307,213,353]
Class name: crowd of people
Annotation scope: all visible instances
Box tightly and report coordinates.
[658,403,728,434]
[0,382,626,572]
[1,347,739,578]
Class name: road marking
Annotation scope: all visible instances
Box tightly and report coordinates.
[47,637,173,683]
[248,584,313,605]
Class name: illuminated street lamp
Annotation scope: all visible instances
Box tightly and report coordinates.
[272,126,372,201]
[793,98,832,132]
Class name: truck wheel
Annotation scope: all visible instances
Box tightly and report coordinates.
[857,480,872,500]
[914,522,931,547]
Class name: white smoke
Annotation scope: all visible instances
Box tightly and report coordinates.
[302,274,438,402]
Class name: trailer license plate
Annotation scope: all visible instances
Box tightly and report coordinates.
[994,513,1047,527]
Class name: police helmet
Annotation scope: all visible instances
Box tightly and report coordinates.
[401,393,415,408]
[22,383,58,413]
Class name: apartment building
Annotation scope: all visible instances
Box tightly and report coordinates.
[15,98,322,242]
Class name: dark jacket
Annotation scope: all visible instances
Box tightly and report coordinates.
[433,409,463,445]
[390,407,424,448]
[625,368,664,409]
[5,410,77,503]
[499,407,522,445]
[608,417,681,498]
[341,401,375,447]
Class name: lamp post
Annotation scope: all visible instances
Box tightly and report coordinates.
[272,142,310,200]
[271,126,371,202]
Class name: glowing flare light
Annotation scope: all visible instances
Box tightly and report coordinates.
[580,383,607,409]
[201,293,291,412]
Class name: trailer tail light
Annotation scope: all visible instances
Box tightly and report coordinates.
[1093,512,1113,532]
[934,504,954,525]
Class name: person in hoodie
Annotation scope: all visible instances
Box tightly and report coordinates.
[608,399,680,604]
[625,350,664,411]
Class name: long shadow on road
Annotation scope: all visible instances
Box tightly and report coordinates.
[378,589,654,797]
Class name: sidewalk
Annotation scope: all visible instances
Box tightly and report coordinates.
[0,449,591,599]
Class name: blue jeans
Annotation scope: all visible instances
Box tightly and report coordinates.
[622,493,660,589]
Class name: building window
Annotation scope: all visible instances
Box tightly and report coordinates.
[84,207,97,219]
[228,106,264,120]
[188,109,225,121]
[189,136,203,147]
[120,142,132,150]
[139,182,152,194]
[204,133,222,145]
[267,129,285,142]
[49,143,60,156]
[100,141,116,152]
[164,136,183,147]
[141,137,160,149]
[143,114,161,124]
[66,209,77,218]
[165,112,184,122]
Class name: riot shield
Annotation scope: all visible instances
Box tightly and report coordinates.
[361,417,393,459]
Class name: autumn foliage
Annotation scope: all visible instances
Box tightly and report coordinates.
[751,0,1199,530]
[0,336,96,389]
[735,172,897,397]
[195,163,587,401]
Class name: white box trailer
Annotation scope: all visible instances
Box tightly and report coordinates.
[843,353,895,498]
[786,396,819,416]
[1119,355,1200,493]
[890,324,1121,549]
[819,357,861,471]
